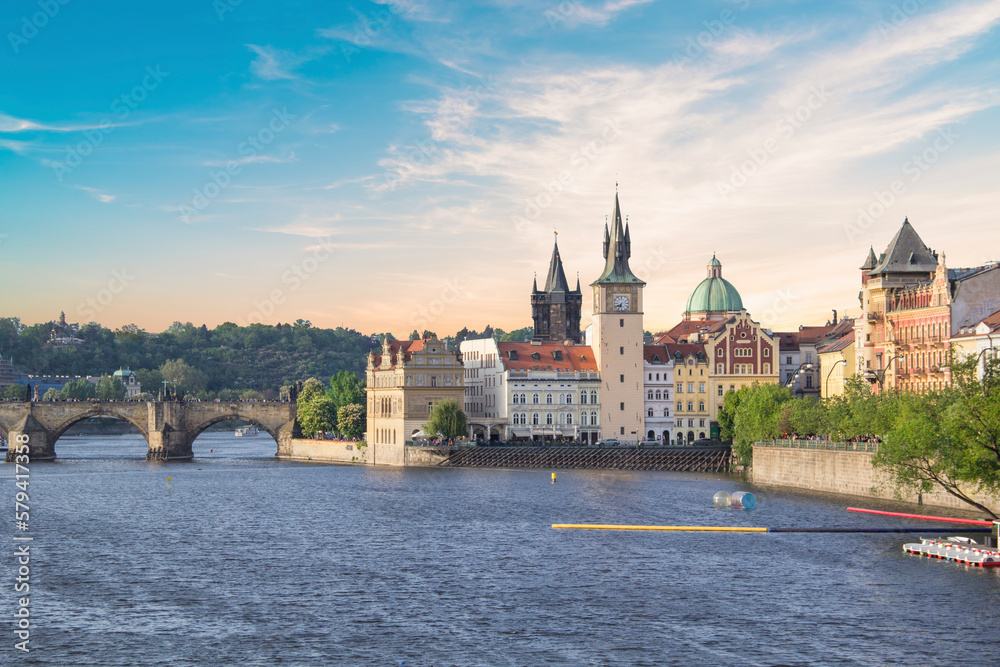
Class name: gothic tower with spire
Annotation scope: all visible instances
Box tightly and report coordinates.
[590,192,646,443]
[531,234,583,343]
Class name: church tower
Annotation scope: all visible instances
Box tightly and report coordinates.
[531,233,583,343]
[591,192,646,443]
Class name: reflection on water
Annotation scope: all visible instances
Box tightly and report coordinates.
[9,433,1000,666]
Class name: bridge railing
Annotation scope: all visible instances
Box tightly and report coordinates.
[756,438,880,453]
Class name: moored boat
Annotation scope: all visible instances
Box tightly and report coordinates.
[903,536,1000,568]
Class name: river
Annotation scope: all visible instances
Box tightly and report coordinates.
[5,432,998,665]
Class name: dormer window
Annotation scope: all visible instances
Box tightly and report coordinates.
[508,350,518,361]
[552,350,563,362]
[531,352,541,361]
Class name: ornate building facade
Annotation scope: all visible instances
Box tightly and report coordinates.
[366,337,465,457]
[854,218,1000,393]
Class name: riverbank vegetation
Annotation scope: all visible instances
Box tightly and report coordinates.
[720,353,1000,518]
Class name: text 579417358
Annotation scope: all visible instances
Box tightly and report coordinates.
[12,433,32,653]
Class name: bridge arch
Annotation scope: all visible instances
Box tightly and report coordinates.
[48,406,149,446]
[185,414,280,450]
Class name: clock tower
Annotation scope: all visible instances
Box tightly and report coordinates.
[591,192,646,443]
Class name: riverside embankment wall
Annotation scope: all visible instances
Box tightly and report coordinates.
[278,439,449,467]
[752,444,1000,515]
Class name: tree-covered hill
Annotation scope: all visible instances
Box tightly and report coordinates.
[0,317,377,394]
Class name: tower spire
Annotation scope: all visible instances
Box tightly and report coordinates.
[593,191,643,286]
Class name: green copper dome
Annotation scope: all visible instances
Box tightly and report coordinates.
[684,255,743,315]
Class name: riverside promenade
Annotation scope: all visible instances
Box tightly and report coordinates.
[280,439,732,473]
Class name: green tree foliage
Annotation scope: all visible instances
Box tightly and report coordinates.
[337,404,365,440]
[730,383,794,465]
[42,387,59,401]
[95,375,126,400]
[409,329,421,340]
[296,378,338,437]
[873,355,1000,518]
[2,383,29,400]
[59,378,95,400]
[159,359,209,394]
[498,326,533,342]
[0,317,375,396]
[717,388,744,442]
[424,399,468,439]
[329,371,365,410]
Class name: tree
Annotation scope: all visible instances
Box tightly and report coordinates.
[425,399,468,439]
[717,387,745,442]
[160,359,209,394]
[2,383,28,400]
[409,329,421,341]
[43,387,59,401]
[296,378,337,437]
[499,326,533,342]
[421,330,437,340]
[135,369,164,395]
[95,375,126,400]
[731,383,794,465]
[338,404,365,440]
[59,378,96,400]
[329,371,365,410]
[873,354,1000,518]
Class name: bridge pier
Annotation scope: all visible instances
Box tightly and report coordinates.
[4,413,56,462]
[146,427,194,461]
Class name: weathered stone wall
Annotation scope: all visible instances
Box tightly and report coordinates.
[752,445,1000,514]
[278,439,369,464]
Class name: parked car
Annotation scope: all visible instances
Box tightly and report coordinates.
[597,438,620,447]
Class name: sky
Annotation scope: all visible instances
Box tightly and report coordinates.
[2,0,999,337]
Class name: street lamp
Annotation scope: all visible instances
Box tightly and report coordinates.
[785,362,815,395]
[825,358,847,398]
[864,354,903,392]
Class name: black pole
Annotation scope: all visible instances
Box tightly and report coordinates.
[768,527,992,534]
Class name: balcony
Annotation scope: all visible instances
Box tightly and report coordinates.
[867,311,884,322]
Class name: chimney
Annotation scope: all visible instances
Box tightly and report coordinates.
[832,309,838,325]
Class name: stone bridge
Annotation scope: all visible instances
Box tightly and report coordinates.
[1,401,300,461]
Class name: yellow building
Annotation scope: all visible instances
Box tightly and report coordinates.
[365,336,464,463]
[590,193,646,443]
[818,333,856,398]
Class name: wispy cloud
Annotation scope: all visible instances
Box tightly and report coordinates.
[246,44,308,80]
[77,186,117,203]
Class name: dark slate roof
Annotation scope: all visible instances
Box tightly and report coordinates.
[818,332,854,354]
[592,192,645,286]
[870,218,938,275]
[542,237,574,293]
[860,246,878,270]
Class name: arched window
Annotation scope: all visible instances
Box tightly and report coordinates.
[546,413,553,425]
[590,391,598,403]
[590,411,599,426]
[566,394,572,404]
[581,392,588,404]
[546,393,553,404]
[698,401,705,411]
[687,401,693,411]
[512,394,519,404]
[532,413,539,425]
[559,413,566,425]
[566,413,573,425]
[647,430,655,439]
[533,393,540,404]
[663,407,669,417]
[648,390,654,400]
[655,390,661,400]
[663,390,669,400]
[647,408,654,417]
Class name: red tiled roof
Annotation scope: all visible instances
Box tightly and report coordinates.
[656,319,729,343]
[773,331,800,351]
[818,332,854,354]
[664,342,708,361]
[797,325,836,345]
[370,338,456,368]
[952,309,1000,338]
[498,342,598,372]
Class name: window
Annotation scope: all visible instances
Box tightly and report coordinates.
[620,319,624,327]
[648,408,654,417]
[663,407,669,417]
[648,390,654,400]
[620,426,625,435]
[718,348,724,358]
[532,413,539,425]
[677,384,683,394]
[566,414,573,425]
[698,401,705,411]
[698,383,705,393]
[566,394,573,404]
[591,411,599,426]
[677,401,683,412]
[688,383,694,393]
[620,346,624,355]
[620,374,624,383]
[591,390,598,403]
[805,375,813,388]
[717,363,723,373]
[655,390,661,400]
[531,352,541,361]
[533,393,540,404]
[764,347,770,357]
[687,401,693,411]
[806,352,813,363]
[553,350,563,361]
[656,373,660,381]
[559,413,566,425]
[546,413,553,425]
[699,419,705,427]
[620,402,625,411]
[546,393,553,404]
[718,385,723,396]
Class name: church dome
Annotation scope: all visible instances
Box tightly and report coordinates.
[684,255,743,315]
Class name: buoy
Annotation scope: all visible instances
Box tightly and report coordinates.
[551,472,557,483]
[713,491,731,508]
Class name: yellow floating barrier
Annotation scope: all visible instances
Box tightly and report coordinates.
[552,524,768,532]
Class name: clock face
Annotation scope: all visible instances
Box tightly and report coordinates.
[614,295,630,311]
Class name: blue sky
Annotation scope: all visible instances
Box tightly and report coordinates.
[2,0,999,335]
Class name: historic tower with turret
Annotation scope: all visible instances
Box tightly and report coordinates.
[591,193,646,443]
[531,234,583,343]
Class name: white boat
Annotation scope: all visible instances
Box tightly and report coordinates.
[903,536,1000,568]
[234,425,259,437]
